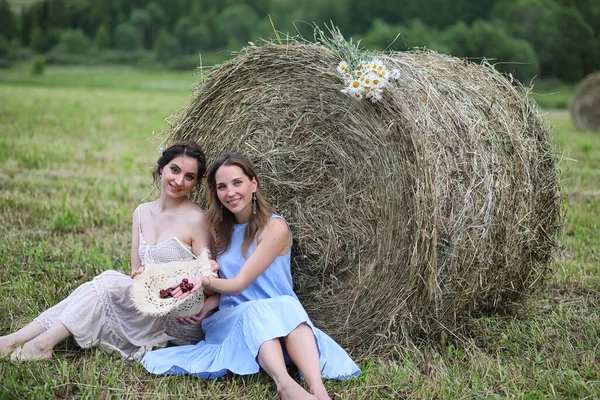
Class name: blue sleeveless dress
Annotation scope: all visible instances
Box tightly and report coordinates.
[142,215,360,380]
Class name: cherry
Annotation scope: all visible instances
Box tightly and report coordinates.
[159,287,175,298]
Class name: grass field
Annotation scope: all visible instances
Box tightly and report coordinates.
[0,65,599,399]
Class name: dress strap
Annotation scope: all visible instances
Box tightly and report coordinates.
[173,238,197,259]
[137,205,143,237]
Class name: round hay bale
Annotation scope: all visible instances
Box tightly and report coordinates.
[164,43,562,358]
[570,71,600,131]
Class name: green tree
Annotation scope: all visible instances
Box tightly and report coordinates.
[174,16,212,54]
[30,26,45,53]
[549,6,597,81]
[129,8,152,49]
[94,24,111,49]
[492,0,597,81]
[361,19,447,52]
[439,20,539,81]
[0,35,9,56]
[469,20,539,80]
[360,19,410,51]
[114,23,140,51]
[557,0,600,37]
[153,28,181,61]
[438,21,472,55]
[0,0,18,40]
[218,4,260,46]
[20,8,33,46]
[146,2,167,30]
[304,0,352,36]
[57,29,92,54]
[263,0,305,37]
[47,0,67,29]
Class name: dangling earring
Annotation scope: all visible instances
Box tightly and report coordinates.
[219,203,223,221]
[252,192,257,215]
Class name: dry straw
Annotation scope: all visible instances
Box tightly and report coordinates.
[162,37,562,358]
[570,71,600,131]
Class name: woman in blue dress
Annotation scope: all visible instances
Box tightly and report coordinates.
[142,152,360,400]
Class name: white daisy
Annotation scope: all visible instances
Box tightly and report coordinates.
[337,61,348,76]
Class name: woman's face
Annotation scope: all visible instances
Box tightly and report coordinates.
[215,164,257,223]
[160,155,199,198]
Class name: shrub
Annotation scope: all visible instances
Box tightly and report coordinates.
[30,55,45,75]
[57,29,92,55]
[114,23,140,52]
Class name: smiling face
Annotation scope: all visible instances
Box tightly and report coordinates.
[215,164,257,223]
[160,155,200,198]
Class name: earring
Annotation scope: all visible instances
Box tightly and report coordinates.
[252,192,257,215]
[219,203,223,221]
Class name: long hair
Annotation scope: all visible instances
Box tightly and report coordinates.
[205,152,272,257]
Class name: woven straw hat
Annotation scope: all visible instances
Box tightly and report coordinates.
[129,248,216,318]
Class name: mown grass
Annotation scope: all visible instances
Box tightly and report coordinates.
[1,66,599,399]
[0,64,201,93]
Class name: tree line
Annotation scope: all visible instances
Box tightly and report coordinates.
[0,0,598,82]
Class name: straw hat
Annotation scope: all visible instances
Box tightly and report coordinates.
[129,249,216,318]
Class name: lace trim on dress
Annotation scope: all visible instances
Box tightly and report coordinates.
[91,271,167,343]
[137,205,196,265]
[34,312,55,330]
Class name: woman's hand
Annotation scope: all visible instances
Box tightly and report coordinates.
[176,294,220,325]
[209,259,219,273]
[170,275,209,299]
[130,266,145,279]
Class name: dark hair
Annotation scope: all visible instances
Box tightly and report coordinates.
[206,152,272,257]
[152,141,207,189]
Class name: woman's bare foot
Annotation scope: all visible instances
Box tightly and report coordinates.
[0,336,19,357]
[277,379,317,400]
[10,341,53,361]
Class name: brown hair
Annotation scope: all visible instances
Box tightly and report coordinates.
[205,152,272,257]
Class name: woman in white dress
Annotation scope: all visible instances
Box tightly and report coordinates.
[0,141,218,361]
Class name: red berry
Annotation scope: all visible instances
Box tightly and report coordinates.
[182,278,189,284]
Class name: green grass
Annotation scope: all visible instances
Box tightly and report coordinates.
[0,64,202,93]
[1,66,599,399]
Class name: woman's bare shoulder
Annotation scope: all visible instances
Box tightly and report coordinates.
[132,202,151,217]
[264,216,289,235]
[180,201,206,222]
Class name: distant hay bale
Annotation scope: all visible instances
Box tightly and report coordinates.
[164,43,562,358]
[570,71,600,131]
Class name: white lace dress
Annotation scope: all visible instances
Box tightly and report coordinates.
[34,206,205,360]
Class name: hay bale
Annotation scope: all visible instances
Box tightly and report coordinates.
[570,71,600,131]
[164,43,562,358]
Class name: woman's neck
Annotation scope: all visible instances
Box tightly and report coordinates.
[156,193,187,212]
[235,209,252,224]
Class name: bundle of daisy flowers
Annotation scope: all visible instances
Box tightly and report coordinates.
[336,58,400,103]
